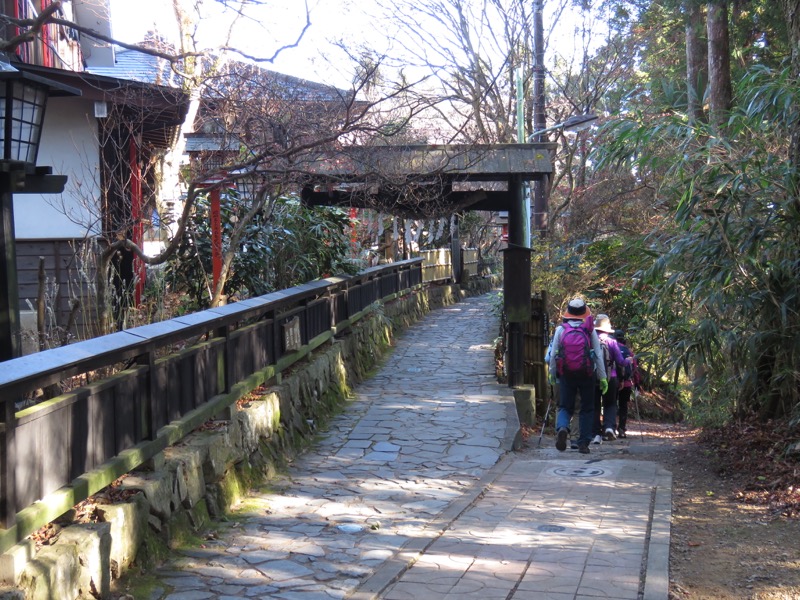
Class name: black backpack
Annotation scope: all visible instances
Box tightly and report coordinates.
[619,343,634,380]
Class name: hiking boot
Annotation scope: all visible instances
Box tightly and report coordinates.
[618,429,627,439]
[555,428,568,452]
[592,434,602,445]
[578,442,590,454]
[604,428,616,441]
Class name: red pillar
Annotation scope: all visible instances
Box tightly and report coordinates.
[40,1,51,67]
[210,187,222,295]
[129,138,145,306]
[349,207,358,257]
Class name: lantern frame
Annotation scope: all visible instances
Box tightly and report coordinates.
[0,60,79,168]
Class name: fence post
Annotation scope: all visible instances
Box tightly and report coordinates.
[216,325,231,394]
[328,287,336,333]
[136,350,157,440]
[0,394,16,528]
[451,215,461,283]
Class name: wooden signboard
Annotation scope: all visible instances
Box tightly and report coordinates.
[283,316,301,352]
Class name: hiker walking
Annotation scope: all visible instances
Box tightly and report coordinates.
[592,314,627,443]
[548,298,608,454]
[614,330,639,438]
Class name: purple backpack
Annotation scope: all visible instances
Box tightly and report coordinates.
[556,316,595,378]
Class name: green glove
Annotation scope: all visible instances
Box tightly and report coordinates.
[549,372,556,385]
[599,378,609,395]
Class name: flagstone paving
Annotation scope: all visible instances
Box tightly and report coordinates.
[138,293,670,600]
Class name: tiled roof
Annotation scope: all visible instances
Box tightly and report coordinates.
[225,64,352,101]
[88,48,352,100]
[184,134,241,152]
[87,48,182,88]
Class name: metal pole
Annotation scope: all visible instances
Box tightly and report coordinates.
[516,68,531,248]
[537,391,553,447]
[532,0,548,236]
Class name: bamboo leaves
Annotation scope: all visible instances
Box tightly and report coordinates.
[592,64,800,422]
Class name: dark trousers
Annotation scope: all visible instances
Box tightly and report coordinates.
[618,386,632,432]
[593,376,618,435]
[556,376,595,445]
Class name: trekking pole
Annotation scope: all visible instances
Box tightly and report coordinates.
[633,386,645,441]
[536,385,554,447]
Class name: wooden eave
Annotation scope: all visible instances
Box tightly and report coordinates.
[298,143,555,217]
[18,64,190,149]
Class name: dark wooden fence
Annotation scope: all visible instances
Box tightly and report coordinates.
[15,239,95,335]
[0,259,423,551]
[522,292,550,411]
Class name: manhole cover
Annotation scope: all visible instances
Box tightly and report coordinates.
[549,466,606,478]
[537,524,566,532]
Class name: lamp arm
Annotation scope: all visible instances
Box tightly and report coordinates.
[526,123,564,140]
[526,113,599,141]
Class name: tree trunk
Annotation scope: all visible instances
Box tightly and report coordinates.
[787,0,800,72]
[707,1,732,129]
[685,1,707,124]
[97,248,115,335]
[784,0,800,170]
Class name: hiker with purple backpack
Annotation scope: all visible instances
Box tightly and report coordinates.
[548,298,608,454]
[614,330,639,439]
[592,314,629,443]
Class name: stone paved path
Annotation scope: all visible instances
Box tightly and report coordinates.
[136,292,671,600]
[142,293,516,600]
[377,457,670,600]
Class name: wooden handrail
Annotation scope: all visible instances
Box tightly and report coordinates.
[0,259,423,536]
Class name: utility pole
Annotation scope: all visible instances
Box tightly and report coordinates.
[532,0,547,236]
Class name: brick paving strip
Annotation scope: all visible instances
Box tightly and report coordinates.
[143,294,518,600]
[376,458,670,600]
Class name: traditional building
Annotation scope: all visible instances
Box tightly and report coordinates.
[1,1,189,348]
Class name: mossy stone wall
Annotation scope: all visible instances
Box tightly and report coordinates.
[0,282,493,599]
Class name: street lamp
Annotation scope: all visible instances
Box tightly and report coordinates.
[525,112,598,237]
[0,54,80,361]
[234,168,265,200]
[527,113,599,140]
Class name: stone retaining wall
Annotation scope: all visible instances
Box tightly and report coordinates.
[1,280,496,599]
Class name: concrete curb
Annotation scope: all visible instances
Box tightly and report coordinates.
[644,466,673,600]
